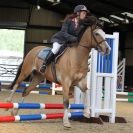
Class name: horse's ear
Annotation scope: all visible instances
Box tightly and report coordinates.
[83,15,98,26]
[97,20,104,28]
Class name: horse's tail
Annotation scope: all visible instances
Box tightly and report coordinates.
[9,61,23,90]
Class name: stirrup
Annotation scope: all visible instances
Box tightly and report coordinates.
[40,65,46,73]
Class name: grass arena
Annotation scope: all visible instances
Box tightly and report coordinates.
[0,91,133,133]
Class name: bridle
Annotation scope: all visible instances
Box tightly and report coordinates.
[79,25,106,50]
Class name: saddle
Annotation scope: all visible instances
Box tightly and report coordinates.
[38,45,68,83]
[38,45,67,62]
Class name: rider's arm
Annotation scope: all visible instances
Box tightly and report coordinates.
[60,19,77,43]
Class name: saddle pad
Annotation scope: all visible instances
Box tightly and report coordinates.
[37,47,51,61]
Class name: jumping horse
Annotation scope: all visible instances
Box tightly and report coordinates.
[6,21,110,128]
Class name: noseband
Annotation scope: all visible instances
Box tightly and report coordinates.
[79,26,106,50]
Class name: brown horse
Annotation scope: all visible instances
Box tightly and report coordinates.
[6,24,110,128]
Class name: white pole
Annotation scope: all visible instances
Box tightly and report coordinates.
[110,32,119,123]
[90,49,97,117]
[74,86,82,104]
[121,58,126,92]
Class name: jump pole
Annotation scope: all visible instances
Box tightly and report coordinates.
[0,102,84,109]
[116,92,133,96]
[19,83,51,89]
[116,98,133,102]
[1,89,49,95]
[0,112,83,122]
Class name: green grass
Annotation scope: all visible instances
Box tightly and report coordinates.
[0,29,25,56]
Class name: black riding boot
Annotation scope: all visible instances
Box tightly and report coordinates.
[40,51,54,73]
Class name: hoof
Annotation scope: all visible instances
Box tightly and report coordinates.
[83,112,90,118]
[22,91,29,97]
[63,122,71,128]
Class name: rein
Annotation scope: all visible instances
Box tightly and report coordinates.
[79,44,90,50]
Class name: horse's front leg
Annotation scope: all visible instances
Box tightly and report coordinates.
[62,82,71,128]
[82,90,91,118]
[77,77,90,118]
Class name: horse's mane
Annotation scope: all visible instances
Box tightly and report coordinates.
[78,25,88,42]
[78,16,98,42]
[78,26,88,42]
[77,16,103,42]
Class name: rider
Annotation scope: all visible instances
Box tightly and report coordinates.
[40,5,91,73]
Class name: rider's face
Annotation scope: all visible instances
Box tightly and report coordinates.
[79,11,87,20]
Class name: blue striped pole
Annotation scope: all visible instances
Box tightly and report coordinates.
[0,112,84,122]
[1,89,49,95]
[0,102,84,109]
[15,90,49,94]
[19,83,51,89]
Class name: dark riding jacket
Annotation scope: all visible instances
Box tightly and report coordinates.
[50,18,84,45]
[50,15,98,45]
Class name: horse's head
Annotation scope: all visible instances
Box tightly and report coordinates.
[79,16,111,55]
[90,26,111,55]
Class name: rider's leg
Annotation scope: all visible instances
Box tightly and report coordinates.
[40,42,61,73]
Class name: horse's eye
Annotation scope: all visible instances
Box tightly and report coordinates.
[95,33,99,36]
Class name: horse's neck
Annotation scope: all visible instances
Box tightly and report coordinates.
[73,45,90,66]
[72,28,92,67]
[79,27,92,48]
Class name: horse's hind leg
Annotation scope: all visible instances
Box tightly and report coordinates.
[22,71,44,97]
[6,82,22,103]
[5,73,31,114]
[11,71,43,115]
[6,66,33,103]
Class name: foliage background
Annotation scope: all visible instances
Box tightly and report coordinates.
[0,29,25,57]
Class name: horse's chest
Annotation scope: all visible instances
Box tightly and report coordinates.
[75,71,87,80]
